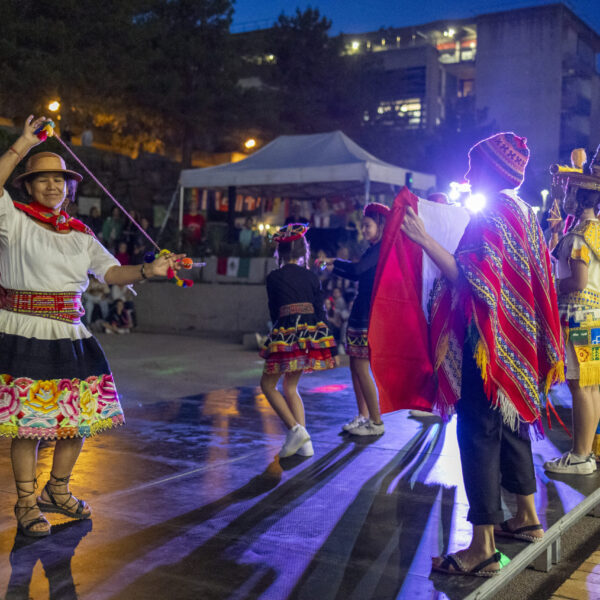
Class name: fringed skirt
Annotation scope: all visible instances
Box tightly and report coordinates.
[345,326,369,359]
[260,312,336,375]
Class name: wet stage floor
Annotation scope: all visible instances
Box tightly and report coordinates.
[0,334,598,599]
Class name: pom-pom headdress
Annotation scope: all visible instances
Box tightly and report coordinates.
[363,202,390,219]
[272,223,308,243]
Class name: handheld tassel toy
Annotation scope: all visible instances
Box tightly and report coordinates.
[34,120,202,288]
[34,119,55,142]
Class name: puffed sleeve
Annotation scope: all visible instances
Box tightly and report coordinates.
[87,235,120,283]
[569,236,591,265]
[0,188,18,249]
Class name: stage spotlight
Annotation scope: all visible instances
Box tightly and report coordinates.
[465,193,486,212]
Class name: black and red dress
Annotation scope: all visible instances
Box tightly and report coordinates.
[260,263,336,374]
[333,241,381,358]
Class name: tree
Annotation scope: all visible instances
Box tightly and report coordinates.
[128,0,239,166]
[264,8,365,135]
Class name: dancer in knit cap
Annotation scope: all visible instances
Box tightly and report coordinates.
[545,145,600,474]
[402,133,564,576]
[317,203,390,436]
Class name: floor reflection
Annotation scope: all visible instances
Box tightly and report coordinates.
[5,519,92,600]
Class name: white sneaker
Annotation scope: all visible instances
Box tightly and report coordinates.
[544,451,596,475]
[279,425,310,458]
[296,440,314,457]
[342,415,369,432]
[350,419,385,436]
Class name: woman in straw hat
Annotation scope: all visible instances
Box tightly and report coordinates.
[0,115,183,537]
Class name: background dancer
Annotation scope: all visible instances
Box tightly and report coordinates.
[545,153,600,475]
[318,203,389,436]
[0,115,183,537]
[259,224,336,458]
[401,133,563,576]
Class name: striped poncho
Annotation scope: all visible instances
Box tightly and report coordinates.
[430,190,565,436]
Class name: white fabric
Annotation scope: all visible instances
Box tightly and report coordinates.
[0,188,120,340]
[417,199,471,318]
[179,131,436,198]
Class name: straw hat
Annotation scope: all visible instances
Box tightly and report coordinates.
[12,152,83,187]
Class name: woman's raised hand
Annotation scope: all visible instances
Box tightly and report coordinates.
[21,115,47,149]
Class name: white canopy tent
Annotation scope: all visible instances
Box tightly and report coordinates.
[176,130,436,230]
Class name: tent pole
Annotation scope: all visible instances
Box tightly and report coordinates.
[364,176,371,205]
[178,186,185,251]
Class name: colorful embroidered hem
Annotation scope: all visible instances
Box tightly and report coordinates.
[0,373,124,439]
[260,321,336,357]
[263,348,336,374]
[346,326,369,358]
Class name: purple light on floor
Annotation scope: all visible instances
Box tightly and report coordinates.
[310,384,349,393]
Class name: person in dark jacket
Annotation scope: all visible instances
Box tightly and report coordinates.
[260,223,337,458]
[318,203,389,436]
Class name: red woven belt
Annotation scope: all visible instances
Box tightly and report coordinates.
[279,302,314,317]
[3,289,84,324]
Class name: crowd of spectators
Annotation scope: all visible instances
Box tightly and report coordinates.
[71,202,153,334]
[82,277,136,334]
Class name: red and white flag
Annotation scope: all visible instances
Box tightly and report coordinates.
[369,187,470,414]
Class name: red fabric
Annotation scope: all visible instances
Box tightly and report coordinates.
[216,256,228,275]
[13,201,95,236]
[369,187,435,413]
[430,193,564,429]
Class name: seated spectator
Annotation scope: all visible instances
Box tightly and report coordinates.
[110,284,137,328]
[115,241,131,266]
[103,299,133,334]
[82,276,110,327]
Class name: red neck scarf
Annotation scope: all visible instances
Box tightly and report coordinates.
[13,201,94,236]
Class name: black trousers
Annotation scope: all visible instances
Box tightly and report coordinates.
[456,344,537,525]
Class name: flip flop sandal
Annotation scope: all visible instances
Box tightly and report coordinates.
[432,551,503,577]
[495,521,544,543]
[37,473,91,520]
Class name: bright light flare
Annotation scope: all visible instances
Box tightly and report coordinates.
[48,101,60,112]
[351,40,360,50]
[465,193,486,212]
[244,138,257,149]
[449,181,470,202]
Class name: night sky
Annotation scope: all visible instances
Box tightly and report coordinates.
[231,0,600,35]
